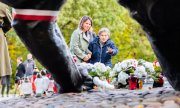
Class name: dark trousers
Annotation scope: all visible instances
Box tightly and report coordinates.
[1,75,11,97]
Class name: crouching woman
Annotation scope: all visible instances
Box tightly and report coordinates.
[88,27,118,67]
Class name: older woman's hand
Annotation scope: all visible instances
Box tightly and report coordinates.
[106,47,113,54]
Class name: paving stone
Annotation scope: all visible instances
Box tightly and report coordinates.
[161,96,180,104]
[126,102,140,107]
[115,104,130,108]
[142,102,162,108]
[133,104,144,108]
[162,100,180,108]
[0,87,179,108]
[143,97,160,102]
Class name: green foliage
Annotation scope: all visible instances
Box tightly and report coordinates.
[152,66,162,81]
[89,69,110,79]
[58,0,157,64]
[154,66,162,73]
[124,67,135,75]
[6,30,27,86]
[6,29,43,86]
[88,71,98,77]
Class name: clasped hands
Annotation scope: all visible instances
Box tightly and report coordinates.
[83,53,92,62]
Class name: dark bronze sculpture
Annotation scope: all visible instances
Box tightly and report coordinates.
[0,0,85,93]
[0,0,179,92]
[118,0,180,91]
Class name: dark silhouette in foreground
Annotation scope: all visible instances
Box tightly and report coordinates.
[118,0,180,91]
[1,0,85,93]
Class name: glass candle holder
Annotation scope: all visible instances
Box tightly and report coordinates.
[138,78,143,89]
[128,73,137,90]
[143,76,154,90]
[153,75,164,88]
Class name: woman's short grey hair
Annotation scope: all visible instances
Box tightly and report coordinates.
[79,16,92,30]
[98,27,110,37]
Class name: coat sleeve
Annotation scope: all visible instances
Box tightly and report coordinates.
[86,48,92,55]
[22,64,26,74]
[88,42,93,52]
[33,60,36,69]
[70,31,86,60]
[1,4,12,33]
[109,42,118,56]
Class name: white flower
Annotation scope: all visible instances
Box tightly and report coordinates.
[134,66,147,78]
[106,66,111,71]
[120,62,128,70]
[117,59,138,72]
[118,71,129,85]
[122,59,138,68]
[94,62,107,73]
[93,77,114,89]
[143,62,155,74]
[113,62,122,72]
[111,78,118,85]
[109,70,117,78]
[77,63,94,70]
[88,62,112,78]
[110,59,156,87]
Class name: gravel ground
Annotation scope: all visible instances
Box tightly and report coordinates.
[0,86,179,108]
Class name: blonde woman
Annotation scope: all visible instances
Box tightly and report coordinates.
[70,16,94,63]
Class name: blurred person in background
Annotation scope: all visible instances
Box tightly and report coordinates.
[0,2,12,97]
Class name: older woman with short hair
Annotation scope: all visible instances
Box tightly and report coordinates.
[88,27,118,67]
[70,16,94,63]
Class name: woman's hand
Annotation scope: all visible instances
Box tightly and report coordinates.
[87,53,92,59]
[83,55,89,62]
[83,54,91,62]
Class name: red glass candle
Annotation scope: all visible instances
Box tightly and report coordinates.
[153,75,164,88]
[128,73,137,90]
[158,76,164,87]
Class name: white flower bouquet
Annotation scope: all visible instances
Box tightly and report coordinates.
[88,62,111,80]
[110,59,138,88]
[134,65,147,78]
[77,62,114,90]
[111,59,156,89]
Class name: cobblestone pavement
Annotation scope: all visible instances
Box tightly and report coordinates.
[0,86,179,108]
[0,94,17,102]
